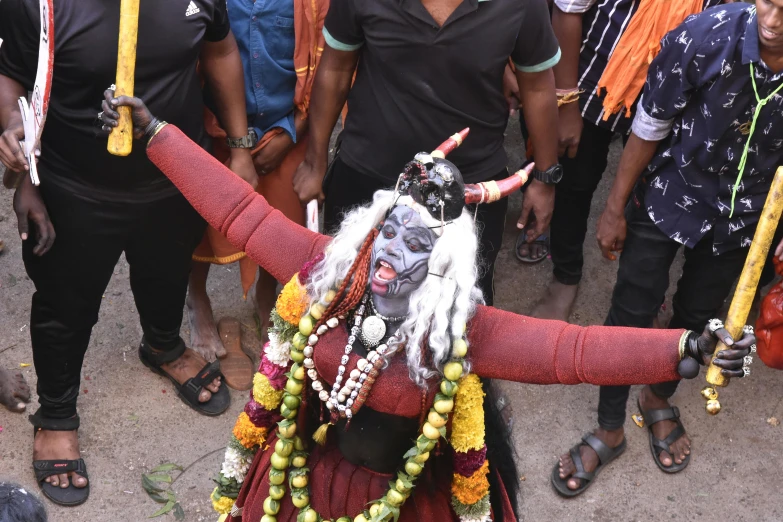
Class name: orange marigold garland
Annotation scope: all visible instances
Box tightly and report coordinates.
[233,412,269,449]
[276,274,309,324]
[451,373,491,521]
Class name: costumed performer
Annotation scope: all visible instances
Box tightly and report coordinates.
[99,95,754,522]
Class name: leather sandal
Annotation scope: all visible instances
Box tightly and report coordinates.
[29,412,90,506]
[139,339,230,416]
[551,433,626,498]
[637,399,690,473]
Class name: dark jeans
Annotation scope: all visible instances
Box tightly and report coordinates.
[551,121,627,285]
[323,157,509,305]
[597,193,749,430]
[23,181,205,419]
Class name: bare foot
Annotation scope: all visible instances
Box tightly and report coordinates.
[33,428,88,489]
[532,280,578,322]
[557,427,624,490]
[638,386,691,467]
[0,368,31,412]
[516,235,549,262]
[186,289,226,362]
[159,349,222,403]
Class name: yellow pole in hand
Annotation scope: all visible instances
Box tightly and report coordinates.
[703,166,783,414]
[107,0,140,156]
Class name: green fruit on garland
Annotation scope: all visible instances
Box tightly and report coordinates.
[292,493,310,508]
[270,453,290,470]
[269,484,286,500]
[263,497,281,515]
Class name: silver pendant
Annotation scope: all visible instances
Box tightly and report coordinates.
[361,315,387,348]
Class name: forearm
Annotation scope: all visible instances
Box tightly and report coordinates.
[551,7,583,90]
[605,133,659,213]
[146,124,330,282]
[0,75,26,132]
[517,69,558,170]
[468,306,683,385]
[305,47,358,163]
[200,33,250,140]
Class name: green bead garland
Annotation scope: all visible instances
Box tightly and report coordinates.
[259,309,469,522]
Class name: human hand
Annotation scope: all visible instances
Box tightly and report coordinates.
[292,156,327,205]
[0,119,29,173]
[517,179,554,242]
[13,174,55,255]
[99,88,154,139]
[254,131,294,176]
[773,236,783,261]
[687,321,756,378]
[595,205,626,260]
[558,102,583,159]
[229,149,258,189]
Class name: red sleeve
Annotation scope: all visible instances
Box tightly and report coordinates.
[467,305,683,386]
[147,124,331,283]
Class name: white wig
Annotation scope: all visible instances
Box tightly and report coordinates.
[307,190,483,386]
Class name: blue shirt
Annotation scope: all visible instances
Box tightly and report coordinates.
[631,4,783,254]
[556,0,720,135]
[228,0,297,141]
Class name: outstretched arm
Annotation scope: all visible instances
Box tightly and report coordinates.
[99,91,331,283]
[467,306,752,386]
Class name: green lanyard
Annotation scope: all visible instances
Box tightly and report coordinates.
[731,62,783,217]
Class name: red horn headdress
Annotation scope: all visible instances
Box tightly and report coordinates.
[397,128,533,222]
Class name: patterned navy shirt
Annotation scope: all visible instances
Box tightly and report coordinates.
[632,4,783,255]
[555,0,720,134]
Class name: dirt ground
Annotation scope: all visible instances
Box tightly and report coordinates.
[1,117,782,522]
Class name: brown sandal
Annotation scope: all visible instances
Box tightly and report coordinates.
[217,317,254,391]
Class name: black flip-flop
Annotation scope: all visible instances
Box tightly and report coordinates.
[34,459,90,506]
[551,433,627,497]
[515,229,549,264]
[29,412,90,506]
[139,347,230,416]
[637,399,690,473]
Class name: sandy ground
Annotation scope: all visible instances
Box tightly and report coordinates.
[1,117,782,522]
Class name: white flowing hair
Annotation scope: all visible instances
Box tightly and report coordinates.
[307,190,483,386]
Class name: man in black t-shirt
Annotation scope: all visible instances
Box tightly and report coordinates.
[0,0,257,505]
[291,0,562,305]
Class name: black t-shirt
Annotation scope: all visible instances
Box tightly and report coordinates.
[0,0,230,201]
[324,0,559,183]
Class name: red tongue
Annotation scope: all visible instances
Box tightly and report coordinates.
[377,264,397,279]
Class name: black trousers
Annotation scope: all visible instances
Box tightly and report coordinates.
[597,193,748,430]
[323,157,509,306]
[550,121,626,285]
[23,181,205,419]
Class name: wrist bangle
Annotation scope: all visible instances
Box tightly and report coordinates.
[678,330,691,361]
[557,90,583,107]
[145,119,167,145]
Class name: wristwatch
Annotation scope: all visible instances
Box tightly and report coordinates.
[226,129,258,149]
[532,163,564,184]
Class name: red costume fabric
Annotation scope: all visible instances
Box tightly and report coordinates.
[146,125,685,520]
[756,258,783,370]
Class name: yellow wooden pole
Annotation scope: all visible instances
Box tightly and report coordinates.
[107,0,140,156]
[702,166,783,414]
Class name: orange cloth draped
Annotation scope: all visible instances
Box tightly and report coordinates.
[596,0,704,120]
[193,0,328,297]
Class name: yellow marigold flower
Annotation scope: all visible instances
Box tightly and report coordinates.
[253,373,285,409]
[276,274,309,324]
[451,460,490,505]
[233,412,268,449]
[450,374,485,452]
[211,488,235,514]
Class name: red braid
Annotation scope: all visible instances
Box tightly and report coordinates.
[316,228,379,328]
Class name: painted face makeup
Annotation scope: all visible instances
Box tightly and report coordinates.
[369,206,437,318]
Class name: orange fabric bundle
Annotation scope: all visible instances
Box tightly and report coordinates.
[756,258,783,370]
[596,0,704,120]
